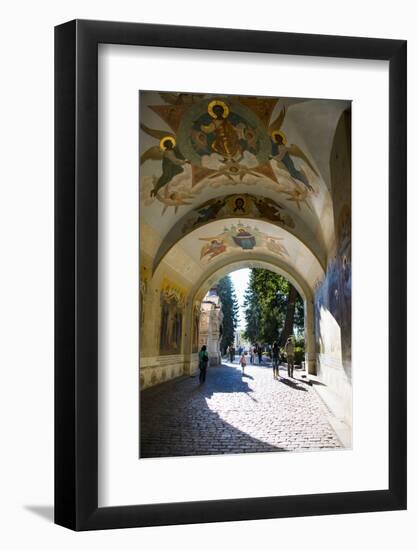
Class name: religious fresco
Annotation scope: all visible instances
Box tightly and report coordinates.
[182,193,295,231]
[159,278,186,355]
[314,203,351,378]
[140,92,319,214]
[199,222,288,262]
[336,203,352,375]
[150,192,298,274]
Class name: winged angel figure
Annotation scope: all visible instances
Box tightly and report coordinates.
[140,123,191,198]
[268,107,319,191]
[199,237,228,261]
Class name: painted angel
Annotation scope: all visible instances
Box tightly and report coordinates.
[140,123,190,197]
[155,184,196,215]
[199,238,227,261]
[281,184,313,212]
[268,107,319,191]
[266,237,288,257]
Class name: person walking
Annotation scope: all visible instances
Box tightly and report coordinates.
[229,345,235,364]
[257,344,263,365]
[239,351,247,374]
[272,341,280,379]
[198,345,209,384]
[285,336,295,378]
[250,346,255,364]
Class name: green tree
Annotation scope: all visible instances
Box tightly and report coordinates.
[217,276,239,354]
[243,268,304,346]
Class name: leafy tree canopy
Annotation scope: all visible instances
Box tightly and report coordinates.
[242,268,304,347]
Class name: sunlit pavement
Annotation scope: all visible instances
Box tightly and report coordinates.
[140,361,343,458]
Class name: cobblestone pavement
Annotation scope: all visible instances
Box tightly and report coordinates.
[140,361,342,458]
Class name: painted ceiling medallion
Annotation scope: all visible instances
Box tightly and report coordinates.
[140,92,319,212]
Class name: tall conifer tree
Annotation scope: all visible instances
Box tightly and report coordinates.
[217,276,239,354]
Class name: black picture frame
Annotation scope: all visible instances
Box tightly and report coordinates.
[55,19,407,531]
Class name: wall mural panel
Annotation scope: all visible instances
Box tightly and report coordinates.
[159,278,186,355]
[314,204,351,379]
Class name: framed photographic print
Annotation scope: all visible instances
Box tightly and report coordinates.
[55,19,406,530]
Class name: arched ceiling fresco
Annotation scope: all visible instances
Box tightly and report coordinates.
[151,192,326,271]
[155,218,324,295]
[139,90,350,294]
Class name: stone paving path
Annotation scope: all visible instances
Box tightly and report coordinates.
[140,361,342,458]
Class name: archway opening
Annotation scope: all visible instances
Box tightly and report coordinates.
[194,266,306,375]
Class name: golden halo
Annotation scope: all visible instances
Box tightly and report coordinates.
[271,130,287,145]
[159,135,176,150]
[207,99,229,119]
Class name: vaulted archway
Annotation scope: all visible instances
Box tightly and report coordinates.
[139,89,351,430]
[187,258,316,374]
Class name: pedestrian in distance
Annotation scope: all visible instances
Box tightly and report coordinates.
[285,336,295,378]
[229,345,235,363]
[257,344,263,365]
[198,345,209,384]
[272,341,280,379]
[250,346,255,364]
[240,351,247,374]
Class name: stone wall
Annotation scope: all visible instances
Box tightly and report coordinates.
[140,354,186,390]
[140,279,224,388]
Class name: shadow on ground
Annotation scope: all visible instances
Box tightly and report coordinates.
[140,364,287,458]
[24,505,54,523]
[278,377,308,392]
